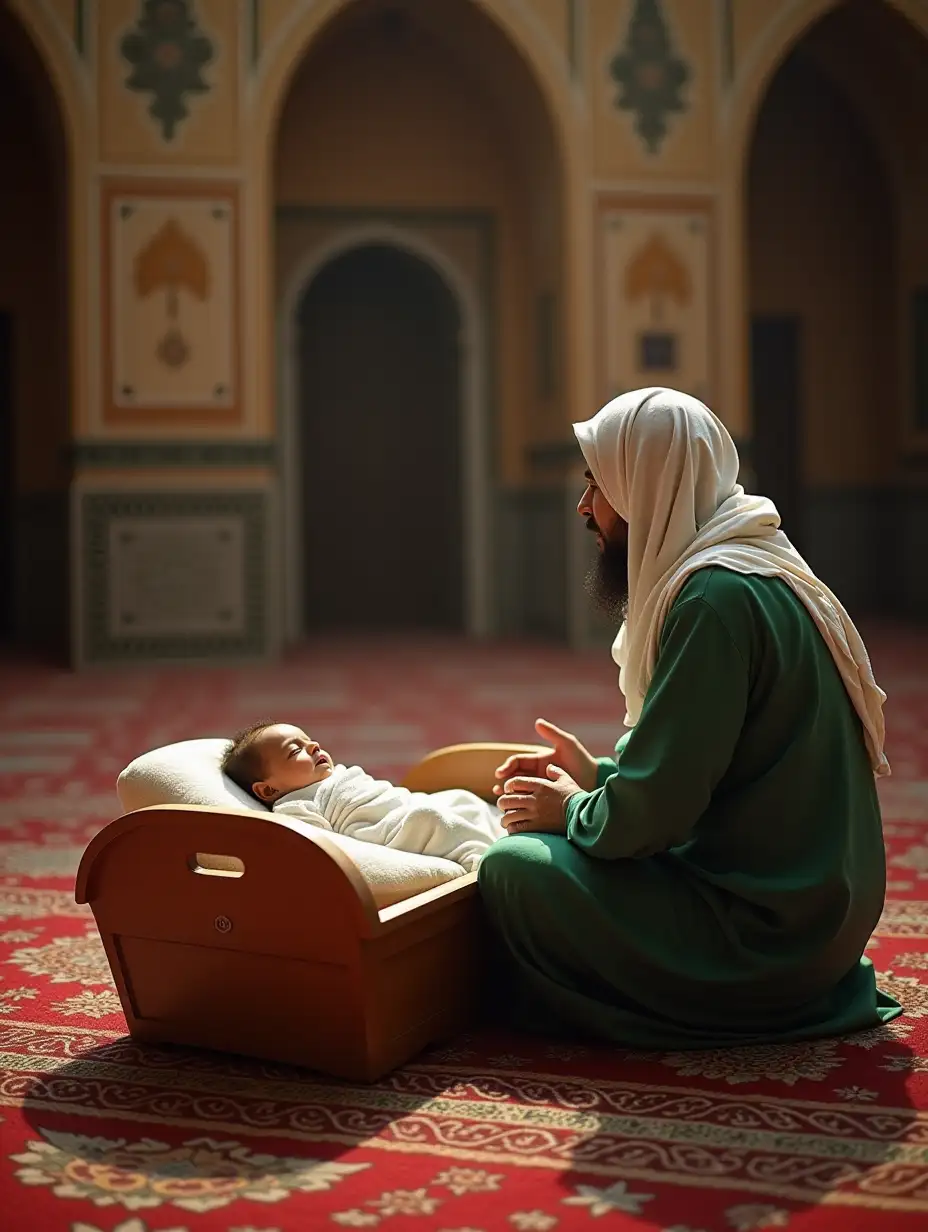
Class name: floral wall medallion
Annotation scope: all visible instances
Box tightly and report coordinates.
[120,0,215,142]
[625,232,692,320]
[134,219,209,371]
[610,0,690,155]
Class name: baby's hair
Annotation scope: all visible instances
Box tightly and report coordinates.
[221,719,281,799]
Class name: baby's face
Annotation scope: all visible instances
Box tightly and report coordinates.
[252,724,333,803]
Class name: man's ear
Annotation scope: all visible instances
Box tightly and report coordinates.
[253,780,280,803]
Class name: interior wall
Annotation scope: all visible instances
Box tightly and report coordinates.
[13,0,928,662]
[0,18,69,496]
[744,0,928,618]
[748,49,895,490]
[274,0,561,487]
[796,0,928,458]
[0,10,69,652]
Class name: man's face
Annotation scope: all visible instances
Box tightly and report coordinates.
[577,469,629,618]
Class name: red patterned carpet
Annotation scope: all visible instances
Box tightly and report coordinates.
[1,630,928,1232]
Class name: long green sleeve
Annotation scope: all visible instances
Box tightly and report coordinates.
[592,724,630,788]
[595,756,618,788]
[565,594,748,859]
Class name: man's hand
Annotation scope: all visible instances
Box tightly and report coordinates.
[497,764,583,835]
[493,717,598,796]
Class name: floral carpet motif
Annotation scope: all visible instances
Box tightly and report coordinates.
[1,631,927,1231]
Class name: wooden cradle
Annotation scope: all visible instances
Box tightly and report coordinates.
[75,742,535,1081]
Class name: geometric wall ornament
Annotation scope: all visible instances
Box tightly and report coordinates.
[102,182,240,426]
[72,440,276,468]
[597,197,714,406]
[79,490,270,663]
[120,0,214,142]
[609,0,690,155]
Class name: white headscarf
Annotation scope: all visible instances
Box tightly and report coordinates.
[573,387,889,777]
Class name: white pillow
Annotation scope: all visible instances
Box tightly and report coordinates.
[116,739,466,909]
[118,738,262,814]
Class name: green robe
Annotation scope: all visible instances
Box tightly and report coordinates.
[478,566,901,1047]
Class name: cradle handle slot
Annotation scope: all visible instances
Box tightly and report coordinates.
[188,852,245,878]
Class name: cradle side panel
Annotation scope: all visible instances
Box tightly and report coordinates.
[83,806,488,1080]
[85,808,383,1078]
[85,808,371,959]
[112,933,371,1076]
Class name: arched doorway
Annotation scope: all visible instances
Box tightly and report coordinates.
[747,0,928,610]
[273,0,565,641]
[297,243,463,631]
[0,6,70,655]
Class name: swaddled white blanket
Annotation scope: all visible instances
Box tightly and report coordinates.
[273,765,506,872]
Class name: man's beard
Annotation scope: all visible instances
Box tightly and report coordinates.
[584,536,629,624]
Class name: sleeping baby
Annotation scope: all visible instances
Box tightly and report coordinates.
[221,721,505,872]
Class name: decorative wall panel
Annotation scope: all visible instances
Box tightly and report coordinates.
[102,182,240,426]
[78,489,271,662]
[596,195,714,405]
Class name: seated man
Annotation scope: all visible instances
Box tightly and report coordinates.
[479,386,901,1047]
[222,721,504,872]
